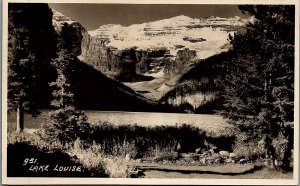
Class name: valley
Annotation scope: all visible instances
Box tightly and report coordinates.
[52,10,249,109]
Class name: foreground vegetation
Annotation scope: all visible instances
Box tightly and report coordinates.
[7,120,293,177]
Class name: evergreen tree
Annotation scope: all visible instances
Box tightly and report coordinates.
[8,4,57,133]
[42,32,91,144]
[221,5,294,170]
[8,8,39,132]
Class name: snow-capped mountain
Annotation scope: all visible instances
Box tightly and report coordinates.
[51,10,248,101]
[88,15,246,59]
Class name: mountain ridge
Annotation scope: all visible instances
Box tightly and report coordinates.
[87,15,247,59]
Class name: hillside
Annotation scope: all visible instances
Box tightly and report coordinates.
[5,6,163,112]
[160,51,235,113]
[35,51,161,112]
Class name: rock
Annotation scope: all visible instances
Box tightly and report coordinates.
[52,10,85,56]
[135,159,142,163]
[239,159,247,164]
[195,148,202,154]
[219,150,230,158]
[199,158,206,165]
[205,157,215,165]
[229,152,236,158]
[164,48,197,76]
[225,158,234,164]
[129,169,145,178]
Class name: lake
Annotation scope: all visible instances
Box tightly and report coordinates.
[7,110,233,134]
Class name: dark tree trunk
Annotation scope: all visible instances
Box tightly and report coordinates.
[16,104,24,133]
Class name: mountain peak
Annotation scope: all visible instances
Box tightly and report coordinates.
[171,15,193,20]
[52,9,74,22]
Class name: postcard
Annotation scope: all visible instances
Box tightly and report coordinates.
[1,0,299,184]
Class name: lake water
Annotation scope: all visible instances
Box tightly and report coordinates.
[86,111,233,134]
[8,110,233,134]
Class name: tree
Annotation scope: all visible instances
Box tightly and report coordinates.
[8,4,57,133]
[42,32,91,144]
[8,9,39,132]
[221,5,294,170]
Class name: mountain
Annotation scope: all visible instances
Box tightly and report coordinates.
[80,15,247,101]
[51,9,249,112]
[52,10,90,56]
[88,15,245,59]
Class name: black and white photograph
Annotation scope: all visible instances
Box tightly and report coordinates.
[1,0,299,184]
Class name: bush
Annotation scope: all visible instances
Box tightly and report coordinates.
[272,130,293,170]
[90,123,208,158]
[69,139,135,178]
[102,157,130,178]
[68,139,108,176]
[233,135,265,162]
[40,107,92,144]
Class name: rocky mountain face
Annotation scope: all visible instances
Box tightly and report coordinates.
[51,10,247,105]
[79,15,247,82]
[52,10,88,56]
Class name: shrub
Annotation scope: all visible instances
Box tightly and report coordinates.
[233,136,265,162]
[40,108,92,144]
[68,139,107,176]
[272,130,293,169]
[90,123,208,158]
[69,139,134,178]
[102,157,130,178]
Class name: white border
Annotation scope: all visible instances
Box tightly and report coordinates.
[2,0,299,185]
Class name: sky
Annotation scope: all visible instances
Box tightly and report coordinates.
[48,4,247,31]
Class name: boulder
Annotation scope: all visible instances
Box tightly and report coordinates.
[225,158,235,164]
[229,152,236,158]
[219,150,230,158]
